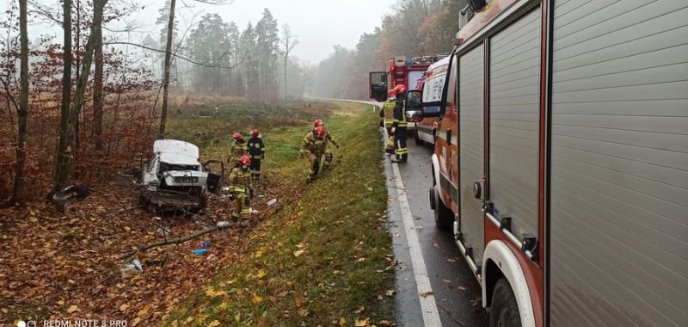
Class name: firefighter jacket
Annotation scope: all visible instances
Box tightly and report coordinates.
[392,95,408,129]
[247,136,265,160]
[228,166,252,193]
[381,98,396,128]
[300,131,327,156]
[229,140,248,163]
[311,128,338,148]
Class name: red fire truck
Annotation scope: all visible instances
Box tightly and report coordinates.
[369,55,444,131]
[369,56,436,102]
[419,0,687,326]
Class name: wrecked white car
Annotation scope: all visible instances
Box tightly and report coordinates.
[138,140,218,213]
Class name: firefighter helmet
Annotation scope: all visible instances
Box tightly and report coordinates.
[239,155,251,167]
[313,119,324,127]
[251,129,259,137]
[233,132,243,141]
[314,126,326,137]
[388,88,397,97]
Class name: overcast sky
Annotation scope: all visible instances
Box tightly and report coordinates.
[1,0,398,65]
[151,0,398,64]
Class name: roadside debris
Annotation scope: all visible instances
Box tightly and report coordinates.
[52,185,94,212]
[267,198,278,206]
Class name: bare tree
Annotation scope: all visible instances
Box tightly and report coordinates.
[53,0,73,194]
[52,0,108,194]
[158,0,176,138]
[280,23,298,99]
[12,0,29,204]
[93,8,104,151]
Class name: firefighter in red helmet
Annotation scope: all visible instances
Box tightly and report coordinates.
[311,118,339,161]
[391,84,408,163]
[247,129,265,181]
[381,87,400,154]
[228,132,248,166]
[300,125,328,182]
[228,155,253,220]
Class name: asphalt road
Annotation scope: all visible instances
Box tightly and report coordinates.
[384,133,489,327]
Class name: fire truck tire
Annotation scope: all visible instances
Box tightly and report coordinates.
[433,186,453,230]
[414,126,424,146]
[489,278,521,327]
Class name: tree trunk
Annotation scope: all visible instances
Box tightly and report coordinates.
[93,18,104,151]
[52,0,107,195]
[159,0,176,139]
[283,41,288,99]
[52,0,73,195]
[12,0,29,204]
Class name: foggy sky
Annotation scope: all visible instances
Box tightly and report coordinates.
[1,0,398,64]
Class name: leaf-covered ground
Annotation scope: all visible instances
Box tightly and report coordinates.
[0,99,394,326]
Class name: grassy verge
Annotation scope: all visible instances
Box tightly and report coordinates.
[162,101,395,326]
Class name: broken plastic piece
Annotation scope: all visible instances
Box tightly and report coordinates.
[193,249,208,255]
[131,259,143,272]
[267,199,277,207]
[217,221,231,228]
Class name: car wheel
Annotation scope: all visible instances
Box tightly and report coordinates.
[433,186,453,230]
[489,278,521,327]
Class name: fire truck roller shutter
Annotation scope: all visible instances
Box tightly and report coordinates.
[459,44,485,266]
[549,1,688,326]
[488,6,541,261]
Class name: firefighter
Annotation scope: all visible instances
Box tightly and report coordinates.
[300,125,328,182]
[228,132,248,166]
[313,119,340,162]
[228,155,253,221]
[391,84,408,163]
[381,88,399,154]
[247,129,265,181]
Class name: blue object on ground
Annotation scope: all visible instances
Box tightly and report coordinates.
[193,249,208,255]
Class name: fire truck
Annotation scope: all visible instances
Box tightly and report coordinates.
[417,0,687,326]
[369,55,444,130]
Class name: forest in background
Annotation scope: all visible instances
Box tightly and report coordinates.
[310,0,468,99]
[0,0,466,203]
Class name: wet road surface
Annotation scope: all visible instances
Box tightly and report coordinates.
[384,134,489,327]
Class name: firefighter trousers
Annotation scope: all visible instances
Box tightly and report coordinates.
[385,127,395,154]
[231,187,251,220]
[250,158,262,180]
[308,153,322,179]
[394,127,408,162]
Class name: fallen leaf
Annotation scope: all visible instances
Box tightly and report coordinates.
[297,308,309,317]
[207,320,221,327]
[339,317,346,326]
[255,269,267,279]
[252,294,263,304]
[119,303,129,312]
[67,305,78,313]
[378,320,394,326]
[447,258,456,263]
[205,287,225,298]
[293,249,305,257]
[442,279,451,284]
[137,306,149,317]
[419,291,434,297]
[294,296,305,307]
[354,305,365,314]
[355,318,370,326]
[385,289,395,297]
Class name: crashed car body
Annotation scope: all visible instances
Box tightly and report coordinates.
[139,140,209,211]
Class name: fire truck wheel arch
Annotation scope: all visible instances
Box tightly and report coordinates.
[483,240,535,327]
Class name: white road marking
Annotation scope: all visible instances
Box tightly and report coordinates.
[391,162,443,327]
